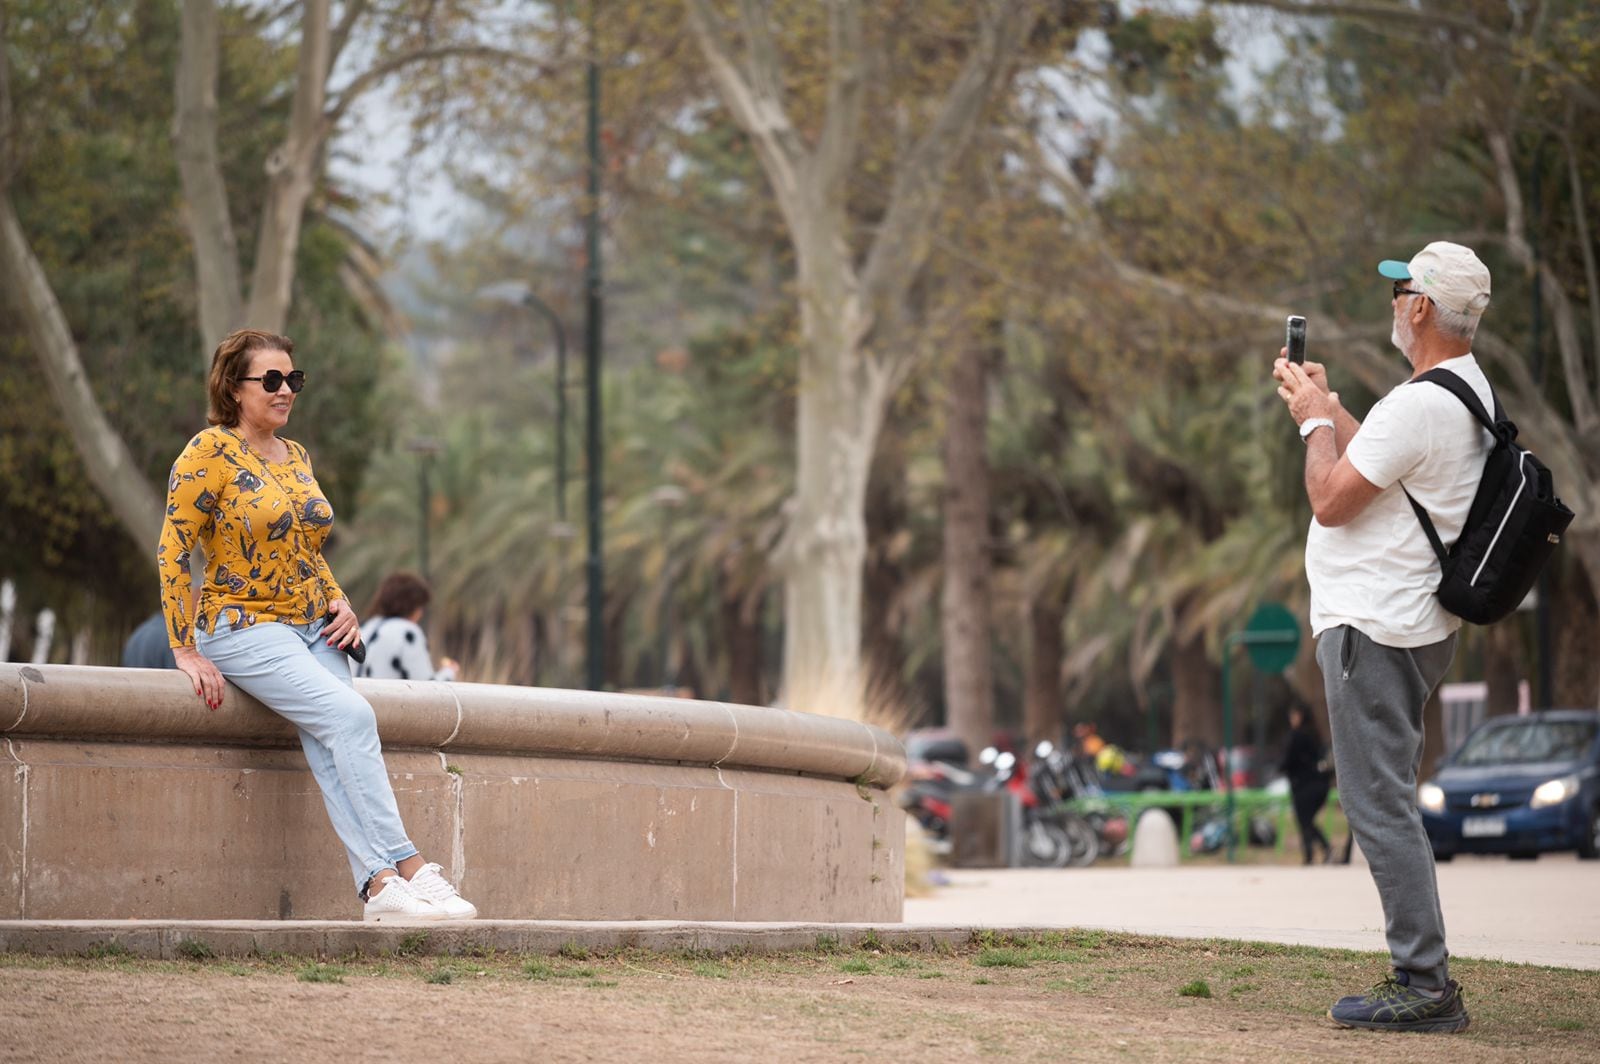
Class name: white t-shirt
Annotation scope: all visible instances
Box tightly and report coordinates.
[1305,354,1494,648]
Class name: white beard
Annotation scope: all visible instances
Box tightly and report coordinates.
[1391,312,1416,364]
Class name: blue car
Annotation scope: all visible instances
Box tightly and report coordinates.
[1420,710,1600,861]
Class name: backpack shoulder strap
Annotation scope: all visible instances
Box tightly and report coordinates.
[1403,488,1449,566]
[1411,367,1506,433]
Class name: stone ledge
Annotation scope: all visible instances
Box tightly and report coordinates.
[2,664,906,787]
[0,920,986,959]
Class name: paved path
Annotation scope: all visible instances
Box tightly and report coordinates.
[905,854,1600,970]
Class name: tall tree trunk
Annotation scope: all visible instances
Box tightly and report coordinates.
[722,586,764,706]
[175,0,244,350]
[941,345,995,760]
[243,0,331,331]
[780,303,879,708]
[862,441,913,719]
[1482,619,1526,717]
[1170,624,1222,748]
[1023,596,1065,748]
[684,0,1043,710]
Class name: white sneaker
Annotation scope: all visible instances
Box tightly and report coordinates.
[407,862,479,919]
[363,873,447,923]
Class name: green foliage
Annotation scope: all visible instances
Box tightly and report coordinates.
[2,0,388,646]
[1178,979,1212,999]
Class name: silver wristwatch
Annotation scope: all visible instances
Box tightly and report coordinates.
[1299,417,1335,441]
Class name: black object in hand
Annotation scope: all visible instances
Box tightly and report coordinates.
[1286,315,1307,364]
[325,613,367,665]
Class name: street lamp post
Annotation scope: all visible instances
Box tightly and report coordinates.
[583,0,605,692]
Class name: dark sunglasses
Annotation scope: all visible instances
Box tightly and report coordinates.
[1392,282,1431,302]
[240,369,306,393]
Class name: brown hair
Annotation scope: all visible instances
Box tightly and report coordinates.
[207,328,295,427]
[367,571,433,620]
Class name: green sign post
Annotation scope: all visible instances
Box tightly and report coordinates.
[1220,602,1302,861]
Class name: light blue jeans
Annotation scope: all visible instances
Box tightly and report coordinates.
[198,615,419,895]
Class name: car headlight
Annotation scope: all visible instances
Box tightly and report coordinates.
[1530,774,1581,809]
[1418,782,1445,813]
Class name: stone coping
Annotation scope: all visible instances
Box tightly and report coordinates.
[0,664,905,788]
[0,920,979,959]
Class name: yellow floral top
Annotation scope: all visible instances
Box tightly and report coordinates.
[158,426,345,648]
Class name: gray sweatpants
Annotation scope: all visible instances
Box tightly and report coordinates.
[1316,624,1457,990]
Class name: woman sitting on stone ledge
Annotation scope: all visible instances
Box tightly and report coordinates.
[157,327,477,925]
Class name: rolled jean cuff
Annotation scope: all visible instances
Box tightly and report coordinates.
[358,847,420,900]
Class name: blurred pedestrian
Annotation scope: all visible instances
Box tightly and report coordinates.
[1279,706,1332,864]
[121,611,177,669]
[359,572,459,681]
[158,327,475,923]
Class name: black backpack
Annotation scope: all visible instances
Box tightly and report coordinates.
[1403,368,1574,625]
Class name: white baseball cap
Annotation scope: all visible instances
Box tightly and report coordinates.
[1378,241,1491,317]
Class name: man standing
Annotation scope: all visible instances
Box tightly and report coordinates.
[1273,241,1494,1034]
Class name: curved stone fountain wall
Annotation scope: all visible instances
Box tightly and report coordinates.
[0,665,905,921]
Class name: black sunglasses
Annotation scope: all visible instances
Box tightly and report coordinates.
[1392,282,1431,302]
[240,369,306,393]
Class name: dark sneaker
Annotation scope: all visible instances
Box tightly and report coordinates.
[1328,971,1470,1033]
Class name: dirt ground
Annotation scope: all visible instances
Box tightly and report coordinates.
[3,933,1597,1063]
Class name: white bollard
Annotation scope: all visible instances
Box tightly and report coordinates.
[1130,807,1180,868]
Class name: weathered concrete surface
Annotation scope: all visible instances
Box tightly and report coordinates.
[0,665,904,922]
[0,920,974,960]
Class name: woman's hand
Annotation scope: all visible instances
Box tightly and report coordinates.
[325,598,362,650]
[173,645,226,710]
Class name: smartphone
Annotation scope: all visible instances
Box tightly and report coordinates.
[325,613,367,665]
[1286,315,1307,364]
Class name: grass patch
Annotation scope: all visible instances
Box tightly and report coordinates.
[691,962,730,979]
[1178,980,1212,999]
[973,976,992,985]
[1555,1019,1586,1031]
[523,959,595,982]
[424,968,453,985]
[557,943,591,961]
[917,971,945,980]
[814,934,844,955]
[837,958,874,975]
[296,963,346,984]
[396,931,430,958]
[974,949,1030,969]
[857,930,885,953]
[82,942,131,960]
[175,940,216,961]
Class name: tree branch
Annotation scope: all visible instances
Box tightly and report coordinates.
[684,0,807,227]
[328,0,369,70]
[814,0,865,200]
[175,0,245,352]
[1562,123,1600,409]
[0,5,12,184]
[323,43,560,132]
[0,195,165,556]
[1207,0,1600,111]
[1486,128,1598,434]
[244,0,333,331]
[859,0,1045,344]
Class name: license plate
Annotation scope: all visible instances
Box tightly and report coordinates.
[1462,816,1507,838]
